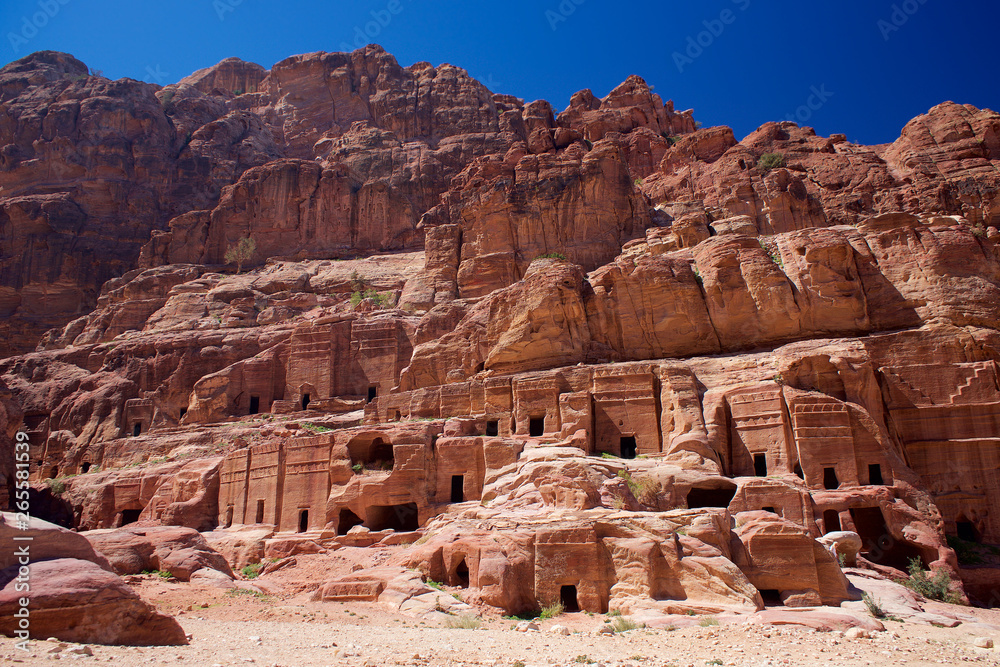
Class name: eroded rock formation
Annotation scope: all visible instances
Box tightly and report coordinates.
[2,47,1000,628]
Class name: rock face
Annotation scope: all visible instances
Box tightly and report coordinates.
[3,46,1000,627]
[0,558,187,645]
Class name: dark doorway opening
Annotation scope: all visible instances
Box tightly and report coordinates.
[367,386,378,403]
[255,499,265,524]
[337,508,364,535]
[687,486,737,509]
[249,396,260,415]
[451,475,465,503]
[956,520,979,543]
[754,453,768,477]
[823,509,842,533]
[763,506,777,515]
[179,407,187,420]
[394,410,402,421]
[366,503,420,532]
[823,467,840,490]
[225,505,234,528]
[529,417,545,437]
[80,462,91,474]
[371,439,394,471]
[121,509,141,525]
[793,464,804,480]
[486,420,499,437]
[760,589,782,606]
[851,507,925,570]
[301,393,310,410]
[49,466,58,479]
[298,509,309,533]
[620,436,637,459]
[455,558,470,588]
[133,423,142,437]
[560,585,580,612]
[868,464,884,486]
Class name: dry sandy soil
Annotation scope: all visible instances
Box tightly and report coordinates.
[2,565,1000,667]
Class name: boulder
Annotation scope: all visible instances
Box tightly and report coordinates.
[0,558,187,645]
[85,525,234,580]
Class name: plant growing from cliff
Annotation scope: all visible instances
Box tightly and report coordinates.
[426,579,445,591]
[900,558,960,603]
[45,478,65,495]
[634,177,644,187]
[535,252,567,261]
[301,423,331,433]
[241,563,263,580]
[351,463,364,474]
[225,236,257,274]
[758,152,786,174]
[618,470,658,505]
[862,592,887,619]
[970,223,987,239]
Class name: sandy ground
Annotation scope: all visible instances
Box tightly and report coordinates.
[3,572,1000,667]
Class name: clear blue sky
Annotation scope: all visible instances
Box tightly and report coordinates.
[1,0,995,145]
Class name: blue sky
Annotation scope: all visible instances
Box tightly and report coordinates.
[1,0,995,145]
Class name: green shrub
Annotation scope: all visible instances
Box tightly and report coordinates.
[610,616,638,633]
[574,657,595,664]
[225,588,270,600]
[426,579,445,591]
[301,423,331,433]
[539,601,564,620]
[758,153,786,173]
[241,563,263,580]
[45,478,65,495]
[901,558,960,603]
[698,616,719,626]
[224,236,256,274]
[535,252,567,261]
[862,592,886,619]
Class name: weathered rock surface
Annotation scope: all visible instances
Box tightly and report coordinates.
[3,45,1000,629]
[0,558,187,645]
[85,525,234,580]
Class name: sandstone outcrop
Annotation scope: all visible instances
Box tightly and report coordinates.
[3,46,1000,632]
[0,558,187,645]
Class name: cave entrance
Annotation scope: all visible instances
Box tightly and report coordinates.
[121,509,142,526]
[763,506,778,516]
[301,393,310,410]
[298,509,309,533]
[366,503,420,532]
[337,508,364,535]
[868,464,884,486]
[80,462,91,474]
[529,417,545,437]
[48,466,58,479]
[793,464,804,480]
[956,518,980,543]
[851,507,925,570]
[687,486,737,509]
[823,467,840,490]
[486,420,499,437]
[560,585,580,613]
[451,475,465,503]
[754,453,768,477]
[760,589,782,606]
[367,386,378,403]
[823,509,842,534]
[249,396,260,415]
[133,423,142,437]
[455,558,470,588]
[620,436,637,460]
